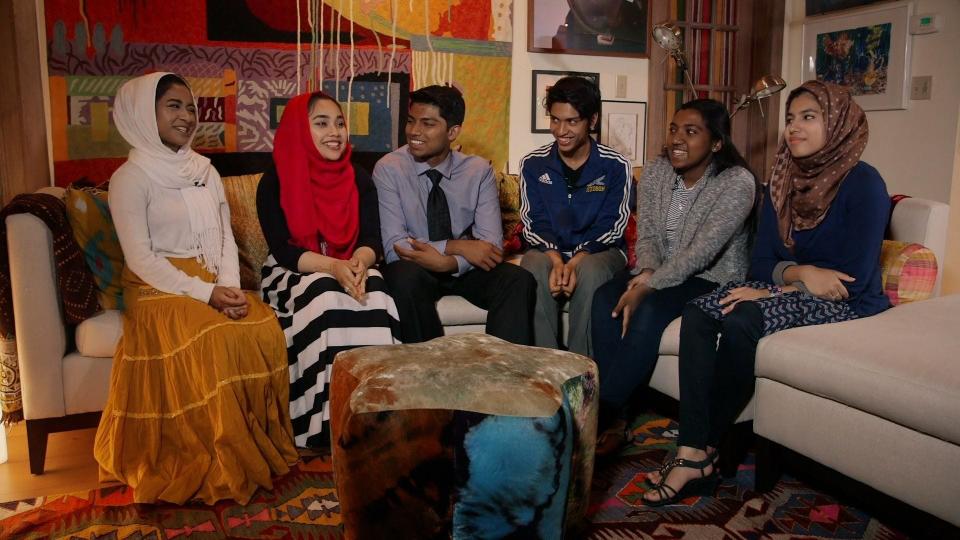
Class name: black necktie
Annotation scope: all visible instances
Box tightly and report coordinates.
[426,169,453,241]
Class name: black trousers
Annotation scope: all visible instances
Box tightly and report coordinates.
[591,270,718,412]
[382,259,537,345]
[677,301,764,450]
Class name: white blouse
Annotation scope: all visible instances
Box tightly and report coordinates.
[108,161,241,303]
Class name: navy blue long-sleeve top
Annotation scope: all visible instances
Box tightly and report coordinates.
[748,161,891,317]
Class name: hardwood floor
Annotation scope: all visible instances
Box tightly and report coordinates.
[0,423,102,503]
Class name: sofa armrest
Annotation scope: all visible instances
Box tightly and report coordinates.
[889,197,950,296]
[6,213,69,420]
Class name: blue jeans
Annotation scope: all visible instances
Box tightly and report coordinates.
[591,270,717,412]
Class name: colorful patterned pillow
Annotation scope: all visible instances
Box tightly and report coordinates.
[221,173,268,291]
[494,171,524,255]
[879,240,938,305]
[64,187,125,310]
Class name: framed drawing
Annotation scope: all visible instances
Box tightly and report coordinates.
[531,70,600,133]
[600,100,646,167]
[802,2,912,110]
[527,0,650,58]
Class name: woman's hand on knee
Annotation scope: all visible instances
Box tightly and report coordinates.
[613,282,651,337]
[719,286,768,315]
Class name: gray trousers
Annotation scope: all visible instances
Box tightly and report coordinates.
[520,248,626,357]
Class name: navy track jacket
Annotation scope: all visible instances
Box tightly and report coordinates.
[519,139,631,257]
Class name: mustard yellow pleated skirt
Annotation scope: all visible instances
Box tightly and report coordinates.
[94,258,298,505]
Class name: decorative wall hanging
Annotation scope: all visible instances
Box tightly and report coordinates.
[45,0,514,185]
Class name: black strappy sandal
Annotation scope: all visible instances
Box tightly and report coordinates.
[642,454,720,507]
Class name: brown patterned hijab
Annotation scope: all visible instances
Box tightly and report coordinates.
[767,80,868,249]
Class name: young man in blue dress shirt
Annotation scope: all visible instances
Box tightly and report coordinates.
[373,85,536,344]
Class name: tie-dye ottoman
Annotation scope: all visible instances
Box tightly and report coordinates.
[330,333,598,539]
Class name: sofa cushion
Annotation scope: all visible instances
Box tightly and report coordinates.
[75,309,123,358]
[657,316,682,356]
[64,187,125,310]
[221,173,268,291]
[880,240,937,305]
[436,295,488,326]
[755,294,960,445]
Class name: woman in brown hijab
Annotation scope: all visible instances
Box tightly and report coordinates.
[641,80,891,505]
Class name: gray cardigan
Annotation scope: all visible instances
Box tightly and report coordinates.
[633,156,755,290]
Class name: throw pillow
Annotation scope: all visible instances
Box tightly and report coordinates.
[879,240,937,305]
[64,187,125,310]
[221,173,268,291]
[495,171,524,255]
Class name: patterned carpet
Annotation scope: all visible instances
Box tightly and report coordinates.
[0,415,916,539]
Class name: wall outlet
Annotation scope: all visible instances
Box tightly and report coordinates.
[911,75,932,100]
[616,75,627,98]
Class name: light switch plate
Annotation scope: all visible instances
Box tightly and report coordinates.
[911,76,932,100]
[616,75,627,98]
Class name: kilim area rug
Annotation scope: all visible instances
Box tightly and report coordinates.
[0,414,916,539]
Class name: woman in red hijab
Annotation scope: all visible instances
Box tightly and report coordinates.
[257,91,400,448]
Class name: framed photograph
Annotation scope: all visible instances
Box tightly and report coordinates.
[527,0,650,58]
[805,0,883,16]
[600,100,647,167]
[531,70,600,133]
[802,2,912,110]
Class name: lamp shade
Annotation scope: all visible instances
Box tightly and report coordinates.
[751,75,786,99]
[652,22,682,52]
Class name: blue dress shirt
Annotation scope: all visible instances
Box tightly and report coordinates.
[373,145,503,275]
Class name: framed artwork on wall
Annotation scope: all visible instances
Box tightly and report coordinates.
[531,70,600,133]
[600,100,646,167]
[527,0,650,58]
[802,2,912,110]
[805,0,884,16]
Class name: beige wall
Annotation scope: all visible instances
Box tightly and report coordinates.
[942,107,960,294]
[508,0,648,174]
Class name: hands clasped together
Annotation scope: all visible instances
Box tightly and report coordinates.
[209,286,249,320]
[394,238,503,273]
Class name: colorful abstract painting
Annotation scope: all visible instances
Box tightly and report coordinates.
[815,23,892,96]
[45,0,513,186]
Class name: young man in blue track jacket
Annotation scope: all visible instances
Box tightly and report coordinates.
[519,76,631,357]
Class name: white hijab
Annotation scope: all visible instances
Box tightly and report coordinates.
[113,72,224,275]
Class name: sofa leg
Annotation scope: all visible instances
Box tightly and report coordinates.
[25,419,50,475]
[24,412,103,475]
[754,436,782,492]
[718,421,753,478]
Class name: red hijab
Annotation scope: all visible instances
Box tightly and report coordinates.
[273,92,359,260]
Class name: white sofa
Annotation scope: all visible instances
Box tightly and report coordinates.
[9,190,954,528]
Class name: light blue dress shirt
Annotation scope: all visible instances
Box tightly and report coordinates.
[373,145,503,275]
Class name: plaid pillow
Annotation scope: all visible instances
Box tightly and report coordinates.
[880,240,937,305]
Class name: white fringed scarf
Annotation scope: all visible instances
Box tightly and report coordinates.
[113,72,224,276]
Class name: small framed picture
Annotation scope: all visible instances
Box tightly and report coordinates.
[531,70,600,133]
[600,100,647,167]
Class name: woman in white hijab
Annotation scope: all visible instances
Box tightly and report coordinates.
[94,72,297,505]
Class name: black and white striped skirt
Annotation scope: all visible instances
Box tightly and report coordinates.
[261,254,402,447]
